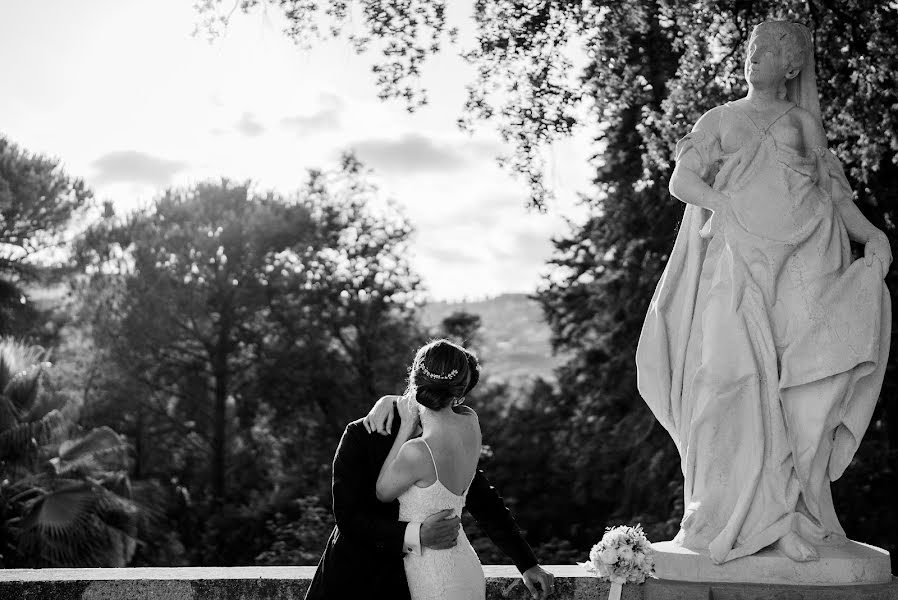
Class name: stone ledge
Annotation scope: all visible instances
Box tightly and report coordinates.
[0,566,895,600]
[652,540,893,585]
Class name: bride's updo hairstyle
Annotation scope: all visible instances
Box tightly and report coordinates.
[407,339,480,411]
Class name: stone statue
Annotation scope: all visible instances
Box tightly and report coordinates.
[636,20,892,567]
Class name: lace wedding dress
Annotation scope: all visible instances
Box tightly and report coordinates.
[398,439,485,600]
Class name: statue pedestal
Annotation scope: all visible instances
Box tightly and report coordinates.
[651,539,892,585]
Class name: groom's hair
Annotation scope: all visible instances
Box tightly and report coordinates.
[407,339,480,410]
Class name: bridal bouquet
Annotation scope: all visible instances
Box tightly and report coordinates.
[578,524,655,600]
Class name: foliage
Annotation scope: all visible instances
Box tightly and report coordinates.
[0,0,870,571]
[440,311,483,350]
[534,0,898,564]
[193,0,455,110]
[0,338,137,568]
[0,135,93,337]
[255,496,335,565]
[72,154,426,564]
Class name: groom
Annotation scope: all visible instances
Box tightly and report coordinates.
[305,397,555,600]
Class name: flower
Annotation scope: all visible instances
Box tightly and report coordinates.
[579,524,655,585]
[599,547,619,564]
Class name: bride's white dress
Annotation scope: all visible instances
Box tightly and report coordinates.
[398,439,485,600]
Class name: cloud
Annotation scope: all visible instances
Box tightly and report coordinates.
[488,227,556,263]
[236,112,265,137]
[91,150,188,186]
[423,243,483,265]
[281,107,340,135]
[352,133,485,174]
[280,92,344,136]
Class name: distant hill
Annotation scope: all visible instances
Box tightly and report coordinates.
[420,293,566,384]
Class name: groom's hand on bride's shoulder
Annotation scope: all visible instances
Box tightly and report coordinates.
[362,395,398,435]
[522,565,555,600]
[420,509,460,550]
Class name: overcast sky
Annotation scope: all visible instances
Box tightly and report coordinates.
[0,0,595,301]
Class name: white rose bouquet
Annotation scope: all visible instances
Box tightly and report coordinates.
[578,524,655,600]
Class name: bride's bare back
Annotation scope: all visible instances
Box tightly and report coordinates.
[414,406,481,495]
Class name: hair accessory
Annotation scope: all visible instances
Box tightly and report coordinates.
[420,365,459,380]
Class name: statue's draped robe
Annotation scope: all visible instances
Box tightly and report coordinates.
[636,106,890,564]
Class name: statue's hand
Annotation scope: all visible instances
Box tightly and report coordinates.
[699,191,730,239]
[864,230,892,277]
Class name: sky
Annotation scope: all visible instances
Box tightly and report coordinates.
[0,0,595,301]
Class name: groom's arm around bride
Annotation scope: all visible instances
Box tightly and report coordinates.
[305,398,555,600]
[365,396,555,600]
[304,410,462,600]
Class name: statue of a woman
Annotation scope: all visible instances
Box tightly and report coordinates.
[636,21,892,565]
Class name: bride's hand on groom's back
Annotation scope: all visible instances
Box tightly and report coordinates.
[420,509,460,550]
[363,395,399,435]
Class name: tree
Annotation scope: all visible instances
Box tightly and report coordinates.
[75,155,426,563]
[191,0,898,563]
[0,135,93,336]
[440,311,483,349]
[0,339,137,568]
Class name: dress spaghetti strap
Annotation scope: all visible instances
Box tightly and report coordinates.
[420,438,440,480]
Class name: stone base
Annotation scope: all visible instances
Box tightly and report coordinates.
[644,577,898,600]
[652,539,892,585]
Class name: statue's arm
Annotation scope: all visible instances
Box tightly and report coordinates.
[802,111,884,245]
[669,107,727,212]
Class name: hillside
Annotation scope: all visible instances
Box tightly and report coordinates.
[420,293,566,384]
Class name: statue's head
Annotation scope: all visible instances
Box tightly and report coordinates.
[745,21,813,94]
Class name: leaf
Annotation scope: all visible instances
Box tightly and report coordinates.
[58,426,123,463]
[21,390,70,424]
[3,363,46,413]
[0,339,44,395]
[0,409,67,461]
[19,484,95,536]
[52,427,128,477]
[17,484,138,567]
[0,395,20,433]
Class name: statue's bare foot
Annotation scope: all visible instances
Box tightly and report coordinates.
[776,532,819,562]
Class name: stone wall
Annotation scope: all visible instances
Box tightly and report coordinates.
[1,565,896,600]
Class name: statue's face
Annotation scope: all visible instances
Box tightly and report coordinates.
[744,28,789,89]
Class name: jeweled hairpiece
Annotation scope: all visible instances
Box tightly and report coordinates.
[420,365,459,380]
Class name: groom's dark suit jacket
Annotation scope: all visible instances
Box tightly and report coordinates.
[305,410,538,600]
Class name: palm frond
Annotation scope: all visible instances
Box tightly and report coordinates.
[0,339,45,392]
[3,363,49,413]
[51,426,128,477]
[58,427,123,463]
[0,409,67,461]
[17,484,138,567]
[21,389,70,424]
[0,336,137,568]
[0,395,19,433]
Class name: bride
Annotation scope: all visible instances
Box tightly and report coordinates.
[375,339,486,600]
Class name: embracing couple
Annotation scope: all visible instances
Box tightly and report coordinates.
[305,338,555,600]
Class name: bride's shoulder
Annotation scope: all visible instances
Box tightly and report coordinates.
[454,406,481,441]
[453,405,479,420]
[400,437,431,461]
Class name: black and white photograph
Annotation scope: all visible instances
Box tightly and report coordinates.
[0,1,896,599]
